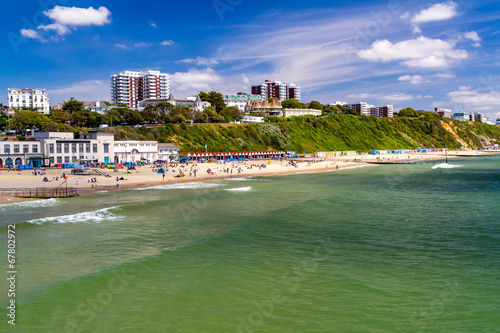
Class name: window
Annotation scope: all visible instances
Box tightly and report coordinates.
[79,143,84,153]
[57,157,62,164]
[49,143,54,154]
[13,145,20,153]
[104,144,109,153]
[49,157,54,163]
[64,156,70,163]
[64,144,69,154]
[32,145,38,153]
[93,144,97,153]
[57,143,62,153]
[72,156,76,162]
[71,143,76,154]
[86,144,90,153]
[23,145,29,153]
[3,145,9,154]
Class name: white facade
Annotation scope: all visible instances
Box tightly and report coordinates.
[452,112,470,121]
[34,131,115,165]
[242,115,265,123]
[283,108,322,117]
[158,143,179,161]
[114,138,158,163]
[111,70,170,108]
[0,141,42,167]
[224,94,264,112]
[8,88,50,114]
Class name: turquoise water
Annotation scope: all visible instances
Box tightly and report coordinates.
[1,156,499,332]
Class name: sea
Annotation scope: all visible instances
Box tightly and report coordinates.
[1,156,499,332]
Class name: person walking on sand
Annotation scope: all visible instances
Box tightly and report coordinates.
[163,173,165,181]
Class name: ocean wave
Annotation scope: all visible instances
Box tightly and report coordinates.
[338,165,371,170]
[227,177,256,181]
[225,187,252,192]
[25,206,124,225]
[0,198,62,210]
[134,182,225,191]
[431,163,464,169]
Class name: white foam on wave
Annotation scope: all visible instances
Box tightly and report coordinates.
[225,186,252,192]
[134,182,225,191]
[337,164,371,170]
[227,177,255,181]
[26,206,124,225]
[431,163,464,169]
[0,198,62,210]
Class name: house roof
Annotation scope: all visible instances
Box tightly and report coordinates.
[158,143,179,149]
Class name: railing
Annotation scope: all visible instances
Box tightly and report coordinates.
[0,187,78,198]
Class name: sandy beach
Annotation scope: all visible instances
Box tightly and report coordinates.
[0,149,497,204]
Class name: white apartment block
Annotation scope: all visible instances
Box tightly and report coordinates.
[8,88,50,114]
[223,93,264,112]
[114,138,158,163]
[111,70,170,108]
[34,131,115,165]
[251,80,301,101]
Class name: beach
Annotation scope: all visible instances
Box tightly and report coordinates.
[0,149,497,204]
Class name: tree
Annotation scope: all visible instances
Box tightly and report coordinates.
[61,99,84,113]
[9,110,45,131]
[0,113,8,130]
[308,101,324,111]
[50,110,70,124]
[281,98,307,109]
[220,106,242,121]
[399,107,420,117]
[199,91,226,113]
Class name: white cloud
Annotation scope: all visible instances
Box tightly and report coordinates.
[411,1,458,24]
[115,44,127,50]
[358,36,468,68]
[398,74,426,84]
[159,40,174,46]
[241,74,250,84]
[384,93,414,101]
[179,57,219,65]
[47,80,109,103]
[432,73,455,78]
[464,31,481,47]
[149,21,158,29]
[448,87,500,107]
[44,6,111,27]
[20,29,43,40]
[424,95,433,98]
[135,42,152,48]
[169,68,223,94]
[20,6,111,41]
[346,93,376,100]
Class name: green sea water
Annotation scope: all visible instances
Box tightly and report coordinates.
[1,156,499,332]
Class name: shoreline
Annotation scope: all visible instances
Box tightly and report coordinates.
[1,150,498,204]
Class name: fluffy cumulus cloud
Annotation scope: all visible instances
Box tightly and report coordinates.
[448,87,500,108]
[358,36,468,68]
[160,40,174,46]
[384,93,414,101]
[20,6,111,41]
[169,68,224,94]
[464,31,481,47]
[411,1,458,24]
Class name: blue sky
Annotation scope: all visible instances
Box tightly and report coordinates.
[1,0,500,118]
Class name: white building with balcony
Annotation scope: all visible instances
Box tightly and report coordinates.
[224,93,264,112]
[8,88,50,114]
[111,70,170,108]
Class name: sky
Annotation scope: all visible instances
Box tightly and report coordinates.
[1,0,500,118]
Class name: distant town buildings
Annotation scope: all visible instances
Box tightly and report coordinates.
[138,94,210,112]
[111,70,170,108]
[452,112,470,121]
[251,80,301,102]
[435,108,452,118]
[113,137,158,163]
[247,99,322,117]
[52,100,112,114]
[8,88,50,114]
[223,93,264,112]
[342,102,393,118]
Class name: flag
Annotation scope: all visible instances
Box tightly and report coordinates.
[204,144,207,148]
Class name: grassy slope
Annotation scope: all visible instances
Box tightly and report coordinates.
[102,115,500,153]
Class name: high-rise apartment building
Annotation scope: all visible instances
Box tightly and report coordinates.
[343,102,393,118]
[251,80,301,101]
[111,70,169,108]
[8,88,50,114]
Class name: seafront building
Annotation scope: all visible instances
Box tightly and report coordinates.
[251,80,301,101]
[246,100,322,117]
[113,137,158,163]
[0,139,42,168]
[111,70,170,108]
[138,94,210,112]
[452,112,470,121]
[158,143,180,161]
[8,88,50,114]
[223,93,264,112]
[343,102,393,118]
[34,131,115,165]
[435,108,452,118]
